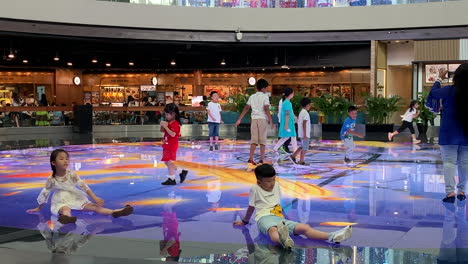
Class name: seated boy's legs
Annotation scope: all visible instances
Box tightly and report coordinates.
[257,215,297,244]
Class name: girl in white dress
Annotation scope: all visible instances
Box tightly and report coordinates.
[27,149,133,224]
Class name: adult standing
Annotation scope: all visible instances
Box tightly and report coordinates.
[427,64,468,203]
[235,79,274,165]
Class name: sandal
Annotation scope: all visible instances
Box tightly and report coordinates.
[457,193,466,201]
[58,214,77,225]
[112,205,134,218]
[443,195,456,203]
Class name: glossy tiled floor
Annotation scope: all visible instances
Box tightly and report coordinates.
[0,137,466,263]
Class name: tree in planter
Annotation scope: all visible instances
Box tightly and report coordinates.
[311,94,353,124]
[415,91,436,137]
[364,95,402,124]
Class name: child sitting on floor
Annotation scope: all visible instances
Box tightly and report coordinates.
[233,164,352,250]
[27,149,133,224]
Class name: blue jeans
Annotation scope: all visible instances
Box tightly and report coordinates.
[440,145,468,194]
[208,122,220,138]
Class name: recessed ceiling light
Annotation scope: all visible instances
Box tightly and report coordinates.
[22,59,28,64]
[8,53,15,59]
[54,56,60,61]
[67,62,73,66]
[92,59,98,63]
[105,63,111,67]
[220,59,226,66]
[129,62,134,66]
[170,60,176,66]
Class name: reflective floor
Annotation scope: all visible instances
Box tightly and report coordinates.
[0,138,466,263]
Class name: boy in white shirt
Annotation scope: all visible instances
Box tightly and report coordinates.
[233,164,353,250]
[291,98,311,165]
[207,91,223,151]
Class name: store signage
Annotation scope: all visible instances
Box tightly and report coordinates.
[141,85,156,91]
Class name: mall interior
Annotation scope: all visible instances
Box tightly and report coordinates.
[1,0,468,263]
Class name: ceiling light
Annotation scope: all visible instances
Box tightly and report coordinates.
[170,59,176,66]
[92,59,98,63]
[281,65,289,69]
[220,59,226,66]
[53,56,60,61]
[274,57,279,65]
[105,63,111,67]
[129,62,134,66]
[67,62,73,66]
[8,53,15,59]
[22,59,28,64]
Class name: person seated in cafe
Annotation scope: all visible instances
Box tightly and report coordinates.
[35,101,50,126]
[50,103,64,126]
[0,100,7,126]
[62,104,72,125]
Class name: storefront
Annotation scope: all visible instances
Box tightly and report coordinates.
[0,71,54,105]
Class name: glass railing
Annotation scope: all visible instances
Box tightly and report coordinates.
[100,0,457,8]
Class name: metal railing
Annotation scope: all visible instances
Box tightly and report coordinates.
[100,0,455,8]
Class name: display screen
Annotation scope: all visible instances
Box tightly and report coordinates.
[191,96,203,107]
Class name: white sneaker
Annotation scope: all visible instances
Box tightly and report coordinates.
[277,221,294,250]
[329,226,353,243]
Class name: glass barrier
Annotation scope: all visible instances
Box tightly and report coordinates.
[100,0,455,8]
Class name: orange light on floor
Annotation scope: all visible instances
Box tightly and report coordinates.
[47,220,54,230]
[1,191,22,196]
[235,193,249,197]
[409,195,425,199]
[320,222,357,227]
[303,175,321,180]
[208,208,244,212]
[320,197,354,201]
[126,198,186,206]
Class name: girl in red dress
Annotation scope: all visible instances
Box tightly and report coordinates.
[160,103,188,185]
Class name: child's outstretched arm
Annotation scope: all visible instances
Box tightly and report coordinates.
[233,205,255,226]
[72,172,105,207]
[27,177,54,213]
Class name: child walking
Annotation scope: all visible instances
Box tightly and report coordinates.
[160,103,188,185]
[207,91,223,151]
[291,98,312,165]
[233,164,352,250]
[273,87,297,160]
[27,149,134,225]
[388,100,421,144]
[341,106,364,164]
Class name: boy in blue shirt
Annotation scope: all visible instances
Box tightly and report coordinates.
[340,106,364,164]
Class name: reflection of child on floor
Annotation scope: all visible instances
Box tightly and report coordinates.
[160,103,188,185]
[388,100,421,144]
[340,106,364,164]
[27,149,134,225]
[233,164,352,250]
[160,195,182,261]
[207,179,222,210]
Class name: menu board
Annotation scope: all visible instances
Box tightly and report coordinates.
[425,64,447,83]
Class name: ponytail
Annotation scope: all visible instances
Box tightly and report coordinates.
[282,87,294,101]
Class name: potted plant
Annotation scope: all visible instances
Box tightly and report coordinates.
[311,94,353,132]
[364,94,402,133]
[415,91,436,139]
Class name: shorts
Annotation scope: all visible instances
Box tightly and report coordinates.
[162,149,177,161]
[208,122,220,137]
[257,215,299,236]
[251,119,268,145]
[299,138,310,151]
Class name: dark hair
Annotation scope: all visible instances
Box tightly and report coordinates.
[281,87,294,101]
[348,106,358,112]
[254,164,276,180]
[0,99,5,105]
[40,94,48,106]
[210,91,218,97]
[256,79,269,91]
[300,97,311,107]
[408,100,418,112]
[454,63,468,135]
[12,92,20,105]
[50,149,69,177]
[164,103,181,126]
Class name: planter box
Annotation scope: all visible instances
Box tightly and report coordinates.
[366,124,394,133]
